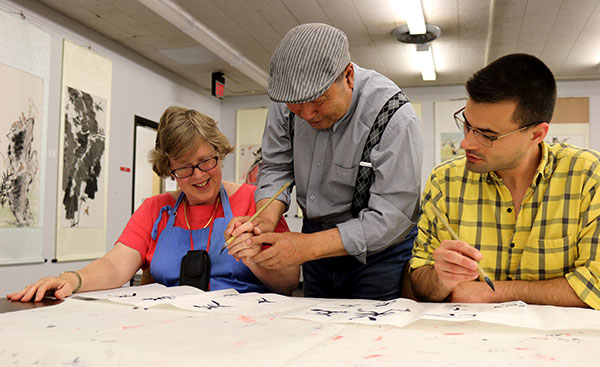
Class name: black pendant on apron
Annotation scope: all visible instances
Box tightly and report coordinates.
[178,196,219,291]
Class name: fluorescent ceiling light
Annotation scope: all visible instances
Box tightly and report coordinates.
[416,44,436,81]
[138,0,268,88]
[390,0,426,35]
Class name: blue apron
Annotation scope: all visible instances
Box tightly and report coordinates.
[149,185,268,293]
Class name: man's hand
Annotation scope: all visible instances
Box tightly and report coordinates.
[432,239,482,291]
[244,232,307,269]
[225,216,277,253]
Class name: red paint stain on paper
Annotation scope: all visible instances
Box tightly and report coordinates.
[535,354,556,361]
[122,324,144,330]
[332,335,343,340]
[122,319,174,330]
[515,348,532,351]
[364,354,383,359]
[239,315,255,323]
[375,336,383,341]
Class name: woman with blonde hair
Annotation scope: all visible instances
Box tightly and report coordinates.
[8,107,299,302]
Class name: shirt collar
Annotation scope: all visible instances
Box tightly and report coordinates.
[484,141,551,185]
[537,141,552,179]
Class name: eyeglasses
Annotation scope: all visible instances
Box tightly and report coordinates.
[170,156,219,179]
[453,107,541,148]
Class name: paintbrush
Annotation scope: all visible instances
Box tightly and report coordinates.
[430,205,496,291]
[219,181,291,254]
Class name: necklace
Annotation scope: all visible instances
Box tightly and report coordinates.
[183,195,220,250]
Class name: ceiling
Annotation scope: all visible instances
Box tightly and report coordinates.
[32,0,600,97]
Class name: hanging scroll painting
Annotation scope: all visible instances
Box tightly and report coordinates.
[0,10,50,265]
[55,40,112,262]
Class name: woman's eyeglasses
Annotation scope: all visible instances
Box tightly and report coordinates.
[170,156,219,179]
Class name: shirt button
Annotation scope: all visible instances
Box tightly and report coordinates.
[510,243,515,248]
[310,195,315,200]
[507,208,512,213]
[507,276,513,281]
[316,161,321,167]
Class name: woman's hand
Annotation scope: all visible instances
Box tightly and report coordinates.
[6,272,80,302]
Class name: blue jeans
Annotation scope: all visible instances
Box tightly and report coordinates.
[301,220,416,300]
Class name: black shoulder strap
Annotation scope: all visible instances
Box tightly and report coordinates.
[287,109,295,146]
[351,91,409,217]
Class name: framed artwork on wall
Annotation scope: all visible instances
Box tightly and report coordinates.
[545,97,589,148]
[434,99,466,165]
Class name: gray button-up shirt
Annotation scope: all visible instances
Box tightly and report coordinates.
[256,64,423,263]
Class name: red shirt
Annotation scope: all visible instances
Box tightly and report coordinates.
[117,183,289,268]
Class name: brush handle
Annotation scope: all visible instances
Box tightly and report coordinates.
[221,181,291,250]
[431,206,459,241]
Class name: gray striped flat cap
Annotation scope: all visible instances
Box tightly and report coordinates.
[268,23,351,103]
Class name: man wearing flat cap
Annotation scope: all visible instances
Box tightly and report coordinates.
[226,23,423,300]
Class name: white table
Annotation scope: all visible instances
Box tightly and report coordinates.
[2,290,599,366]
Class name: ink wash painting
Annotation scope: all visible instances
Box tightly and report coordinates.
[0,63,43,228]
[60,87,107,228]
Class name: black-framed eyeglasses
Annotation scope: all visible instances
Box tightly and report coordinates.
[453,107,542,148]
[170,156,219,179]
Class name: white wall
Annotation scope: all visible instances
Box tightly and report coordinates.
[220,95,272,182]
[402,85,467,188]
[0,0,221,296]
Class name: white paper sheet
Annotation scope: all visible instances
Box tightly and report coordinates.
[284,297,426,327]
[74,285,600,331]
[75,283,207,307]
[422,301,600,330]
[170,291,318,317]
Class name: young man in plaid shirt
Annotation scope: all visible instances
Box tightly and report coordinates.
[410,53,600,309]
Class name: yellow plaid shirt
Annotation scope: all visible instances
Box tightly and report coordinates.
[411,142,600,309]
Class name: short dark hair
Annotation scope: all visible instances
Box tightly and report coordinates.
[466,53,556,127]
